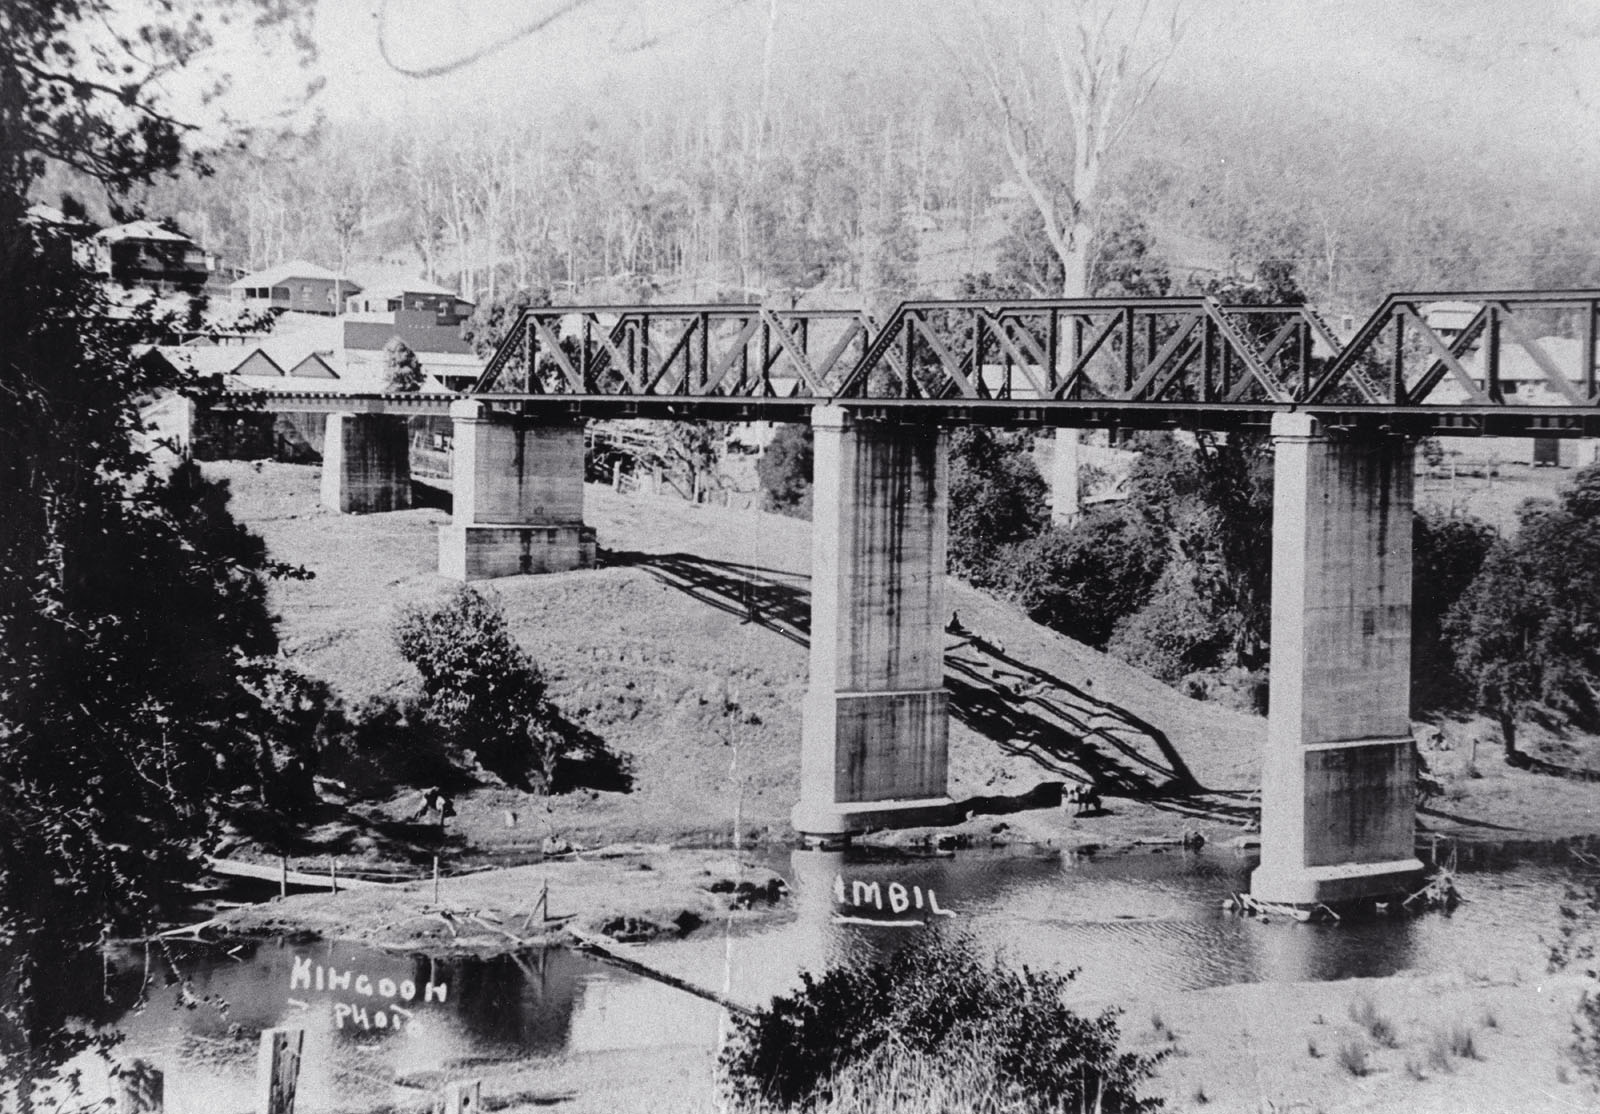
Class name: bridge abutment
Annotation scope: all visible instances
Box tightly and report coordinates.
[320,412,412,514]
[792,406,953,837]
[438,400,596,580]
[1250,413,1423,907]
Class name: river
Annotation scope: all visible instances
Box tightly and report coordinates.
[82,840,1588,1111]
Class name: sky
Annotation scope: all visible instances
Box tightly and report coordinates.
[297,0,1600,145]
[101,0,1600,179]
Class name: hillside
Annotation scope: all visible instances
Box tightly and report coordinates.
[213,462,1597,860]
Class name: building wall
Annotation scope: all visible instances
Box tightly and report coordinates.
[238,276,355,316]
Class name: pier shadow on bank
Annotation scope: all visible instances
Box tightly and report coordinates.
[604,549,1252,826]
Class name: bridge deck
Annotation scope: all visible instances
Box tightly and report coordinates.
[211,289,1600,437]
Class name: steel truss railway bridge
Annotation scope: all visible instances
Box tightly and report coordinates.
[214,289,1600,908]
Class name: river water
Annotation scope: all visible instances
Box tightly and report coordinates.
[86,841,1587,1111]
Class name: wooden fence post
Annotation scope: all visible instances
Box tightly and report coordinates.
[112,1058,163,1113]
[257,1027,304,1114]
[444,1079,482,1114]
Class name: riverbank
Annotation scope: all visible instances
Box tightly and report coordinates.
[200,850,786,955]
[204,968,1590,1114]
[209,459,1598,882]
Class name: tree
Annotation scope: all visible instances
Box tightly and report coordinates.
[1411,510,1496,713]
[947,427,1049,588]
[394,586,563,789]
[957,0,1184,296]
[1446,466,1600,763]
[461,286,549,360]
[719,934,1165,1113]
[996,204,1172,298]
[661,420,729,501]
[1006,504,1166,648]
[756,423,814,519]
[383,336,425,392]
[0,0,315,1093]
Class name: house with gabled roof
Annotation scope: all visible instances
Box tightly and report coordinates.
[92,220,210,291]
[230,260,361,316]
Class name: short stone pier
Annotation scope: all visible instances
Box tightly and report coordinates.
[321,412,412,514]
[1250,412,1423,907]
[792,406,953,837]
[438,400,596,580]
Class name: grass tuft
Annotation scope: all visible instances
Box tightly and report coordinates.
[1337,1039,1371,1077]
[1349,994,1399,1048]
[1429,1022,1478,1067]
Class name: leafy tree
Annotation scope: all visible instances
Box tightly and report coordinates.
[947,426,1049,588]
[1446,465,1600,763]
[0,0,314,1091]
[1411,510,1496,713]
[1005,505,1167,649]
[756,423,813,519]
[1107,564,1232,685]
[719,934,1164,1113]
[394,586,563,789]
[460,286,550,359]
[1188,431,1274,670]
[661,420,728,501]
[383,336,425,392]
[995,205,1173,299]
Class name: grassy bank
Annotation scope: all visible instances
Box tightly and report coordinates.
[214,460,1599,868]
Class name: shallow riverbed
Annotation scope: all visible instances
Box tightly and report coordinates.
[89,839,1591,1111]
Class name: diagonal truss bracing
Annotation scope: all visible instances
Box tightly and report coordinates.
[468,291,1600,434]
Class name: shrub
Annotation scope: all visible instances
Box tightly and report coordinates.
[948,427,1049,589]
[394,586,562,789]
[757,423,813,519]
[1005,505,1166,648]
[1107,566,1231,683]
[718,934,1165,1112]
[1412,510,1496,712]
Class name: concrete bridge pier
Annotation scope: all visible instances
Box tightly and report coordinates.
[792,405,953,838]
[1250,413,1424,907]
[320,411,412,514]
[438,400,596,580]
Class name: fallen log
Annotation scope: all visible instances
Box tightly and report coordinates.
[205,856,384,890]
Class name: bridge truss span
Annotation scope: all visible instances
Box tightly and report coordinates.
[461,289,1600,436]
[472,304,874,406]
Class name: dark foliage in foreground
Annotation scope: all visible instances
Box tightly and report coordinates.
[718,934,1165,1112]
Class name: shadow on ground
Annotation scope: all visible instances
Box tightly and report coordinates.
[605,549,1258,827]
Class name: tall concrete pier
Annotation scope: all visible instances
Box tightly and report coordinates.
[438,400,596,580]
[1250,412,1423,906]
[320,412,412,514]
[792,406,953,837]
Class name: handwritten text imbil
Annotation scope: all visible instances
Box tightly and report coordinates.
[833,875,954,917]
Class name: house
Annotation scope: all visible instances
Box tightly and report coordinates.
[342,307,483,391]
[91,220,210,291]
[346,274,474,324]
[1425,327,1600,468]
[230,260,361,316]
